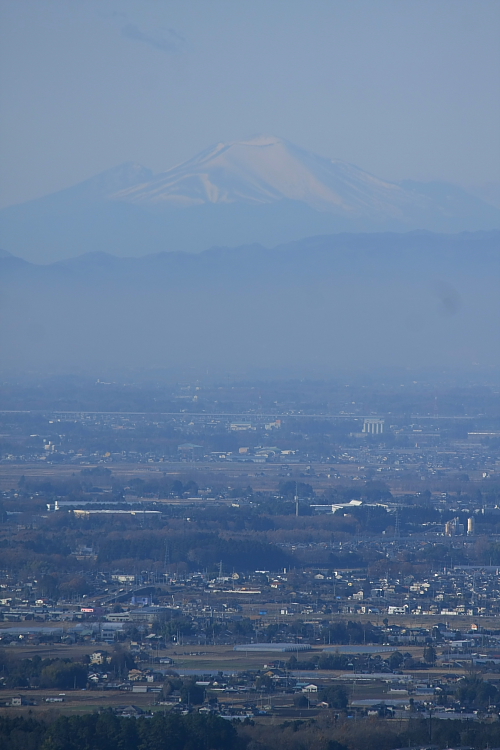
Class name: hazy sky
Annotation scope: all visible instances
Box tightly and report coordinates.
[1,0,499,208]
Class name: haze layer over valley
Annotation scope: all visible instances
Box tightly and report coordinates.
[1,230,498,375]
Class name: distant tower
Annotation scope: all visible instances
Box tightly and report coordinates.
[362,419,385,435]
[467,517,475,536]
[394,509,400,538]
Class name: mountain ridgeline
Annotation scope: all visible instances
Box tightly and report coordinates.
[1,136,499,263]
[0,230,498,374]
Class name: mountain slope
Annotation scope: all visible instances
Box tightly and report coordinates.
[1,137,499,263]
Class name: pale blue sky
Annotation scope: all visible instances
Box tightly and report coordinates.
[0,0,499,207]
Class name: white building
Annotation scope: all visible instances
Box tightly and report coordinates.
[363,419,385,435]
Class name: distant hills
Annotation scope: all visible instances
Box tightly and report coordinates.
[1,230,498,374]
[1,136,499,263]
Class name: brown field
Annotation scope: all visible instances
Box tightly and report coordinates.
[0,462,287,493]
[0,688,159,715]
[0,460,459,495]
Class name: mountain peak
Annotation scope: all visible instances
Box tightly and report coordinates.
[233,134,285,147]
[111,135,407,214]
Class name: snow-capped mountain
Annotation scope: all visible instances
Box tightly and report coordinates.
[1,136,498,263]
[111,135,421,220]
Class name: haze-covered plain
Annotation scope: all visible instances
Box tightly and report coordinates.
[1,230,498,375]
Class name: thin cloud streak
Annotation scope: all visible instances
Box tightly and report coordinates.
[121,23,184,53]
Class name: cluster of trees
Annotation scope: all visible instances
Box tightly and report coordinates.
[319,685,349,708]
[160,675,206,706]
[0,710,238,750]
[323,620,382,645]
[0,652,87,689]
[286,649,427,674]
[17,472,200,500]
[454,675,498,709]
[153,613,256,643]
[96,529,291,572]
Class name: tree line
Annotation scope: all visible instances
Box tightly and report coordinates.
[5,711,500,750]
